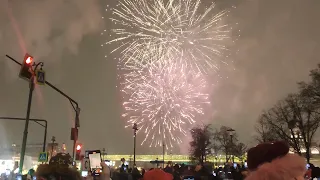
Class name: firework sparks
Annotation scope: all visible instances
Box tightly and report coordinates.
[119,58,210,148]
[106,0,231,73]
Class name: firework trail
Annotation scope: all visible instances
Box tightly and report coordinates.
[107,0,231,73]
[119,57,210,148]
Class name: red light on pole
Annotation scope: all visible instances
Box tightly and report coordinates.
[19,53,34,80]
[76,144,81,151]
[75,143,82,160]
[25,56,33,64]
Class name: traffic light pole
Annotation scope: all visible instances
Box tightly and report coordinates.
[5,55,80,168]
[72,138,76,161]
[19,77,34,173]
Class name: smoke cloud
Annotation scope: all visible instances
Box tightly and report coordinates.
[0,0,103,63]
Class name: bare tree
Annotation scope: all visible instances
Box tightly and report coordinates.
[233,142,247,162]
[211,143,220,157]
[189,124,212,164]
[213,126,238,162]
[299,64,320,106]
[297,64,320,162]
[287,94,320,163]
[256,94,320,163]
[255,114,280,143]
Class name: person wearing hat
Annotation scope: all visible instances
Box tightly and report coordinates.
[245,141,306,180]
[36,153,111,180]
[36,153,82,180]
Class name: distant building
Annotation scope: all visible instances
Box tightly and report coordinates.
[289,127,320,155]
[0,143,59,158]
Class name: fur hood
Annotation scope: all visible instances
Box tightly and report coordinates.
[245,154,306,180]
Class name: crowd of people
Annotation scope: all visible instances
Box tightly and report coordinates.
[111,161,247,180]
[109,141,320,180]
[2,141,320,180]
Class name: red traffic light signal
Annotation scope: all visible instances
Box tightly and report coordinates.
[75,143,82,160]
[25,56,33,64]
[76,144,82,151]
[19,53,34,80]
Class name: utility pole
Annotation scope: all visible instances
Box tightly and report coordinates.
[227,128,235,163]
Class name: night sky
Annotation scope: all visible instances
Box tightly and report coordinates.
[0,0,319,155]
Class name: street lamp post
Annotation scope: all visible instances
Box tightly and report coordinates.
[129,155,132,167]
[162,141,165,168]
[50,136,56,158]
[227,128,235,163]
[12,144,17,157]
[62,143,66,153]
[160,122,165,168]
[133,123,138,166]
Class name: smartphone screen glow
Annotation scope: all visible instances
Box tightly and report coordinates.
[233,163,237,168]
[81,171,88,177]
[16,175,22,180]
[89,153,102,170]
[306,163,310,169]
[89,152,102,176]
[183,176,194,180]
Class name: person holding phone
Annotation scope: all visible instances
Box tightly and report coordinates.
[85,162,111,180]
[88,151,103,176]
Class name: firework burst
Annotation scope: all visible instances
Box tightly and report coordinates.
[106,0,231,73]
[119,57,210,148]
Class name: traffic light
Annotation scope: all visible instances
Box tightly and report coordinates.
[76,144,82,151]
[19,53,34,80]
[75,143,82,160]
